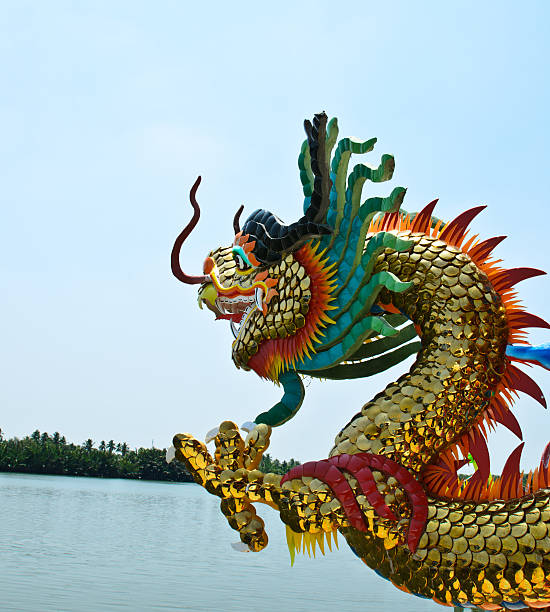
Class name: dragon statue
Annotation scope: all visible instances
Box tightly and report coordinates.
[169,113,550,611]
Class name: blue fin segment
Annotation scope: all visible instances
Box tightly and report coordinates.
[507,343,550,370]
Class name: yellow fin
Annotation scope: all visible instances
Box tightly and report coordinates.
[333,529,339,549]
[304,532,311,557]
[315,532,325,555]
[326,530,333,552]
[285,525,296,566]
[294,530,302,554]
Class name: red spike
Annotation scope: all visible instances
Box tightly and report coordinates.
[455,458,470,470]
[500,443,524,499]
[439,206,486,246]
[493,406,523,440]
[468,428,491,481]
[491,268,546,293]
[468,235,506,263]
[507,311,550,330]
[381,211,399,231]
[410,199,438,234]
[507,363,547,408]
[540,442,550,470]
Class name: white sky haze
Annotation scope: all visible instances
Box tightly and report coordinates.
[2,1,550,474]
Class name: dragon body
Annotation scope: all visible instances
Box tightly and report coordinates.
[171,114,550,610]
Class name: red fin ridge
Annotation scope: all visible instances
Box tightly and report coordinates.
[500,443,524,499]
[439,206,486,246]
[507,363,547,408]
[468,428,491,481]
[507,311,550,330]
[493,406,523,440]
[491,267,546,293]
[410,199,439,234]
[468,235,506,263]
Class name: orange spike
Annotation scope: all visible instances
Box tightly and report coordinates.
[460,232,478,253]
[247,252,261,267]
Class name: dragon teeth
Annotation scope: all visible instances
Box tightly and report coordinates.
[217,295,254,315]
[230,320,240,339]
[254,287,264,312]
[229,305,255,340]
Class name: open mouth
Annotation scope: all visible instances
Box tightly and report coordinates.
[215,288,264,339]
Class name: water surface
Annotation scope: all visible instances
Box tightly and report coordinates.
[0,473,439,611]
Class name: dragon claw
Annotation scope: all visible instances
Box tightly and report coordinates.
[165,445,176,464]
[240,421,257,433]
[205,426,221,443]
[282,453,428,553]
[172,422,273,552]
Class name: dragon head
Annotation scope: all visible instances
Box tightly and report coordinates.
[172,113,416,427]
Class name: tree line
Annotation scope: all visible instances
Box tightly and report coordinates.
[259,452,300,474]
[0,431,299,481]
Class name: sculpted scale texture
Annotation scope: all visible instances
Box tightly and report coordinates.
[170,113,550,610]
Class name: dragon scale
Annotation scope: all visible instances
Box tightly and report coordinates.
[331,231,508,472]
[170,113,550,610]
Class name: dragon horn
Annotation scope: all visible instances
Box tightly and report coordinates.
[171,176,210,285]
[233,204,244,234]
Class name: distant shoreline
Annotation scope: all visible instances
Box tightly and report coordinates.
[0,430,299,481]
[0,470,197,483]
[0,430,193,482]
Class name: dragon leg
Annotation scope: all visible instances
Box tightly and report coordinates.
[173,421,282,551]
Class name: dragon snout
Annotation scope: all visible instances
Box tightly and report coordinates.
[197,283,218,313]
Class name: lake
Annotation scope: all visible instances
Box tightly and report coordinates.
[0,472,440,611]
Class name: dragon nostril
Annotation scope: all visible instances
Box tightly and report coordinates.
[203,257,215,275]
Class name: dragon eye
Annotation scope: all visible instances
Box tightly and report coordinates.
[235,253,249,271]
[232,245,253,272]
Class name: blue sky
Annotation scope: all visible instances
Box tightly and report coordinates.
[2,1,550,473]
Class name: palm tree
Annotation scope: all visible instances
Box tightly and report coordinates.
[83,439,94,452]
[107,440,115,454]
[120,442,129,457]
[52,432,61,445]
[99,440,106,452]
[31,430,40,442]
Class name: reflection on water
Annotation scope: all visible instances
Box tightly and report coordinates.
[0,473,438,611]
